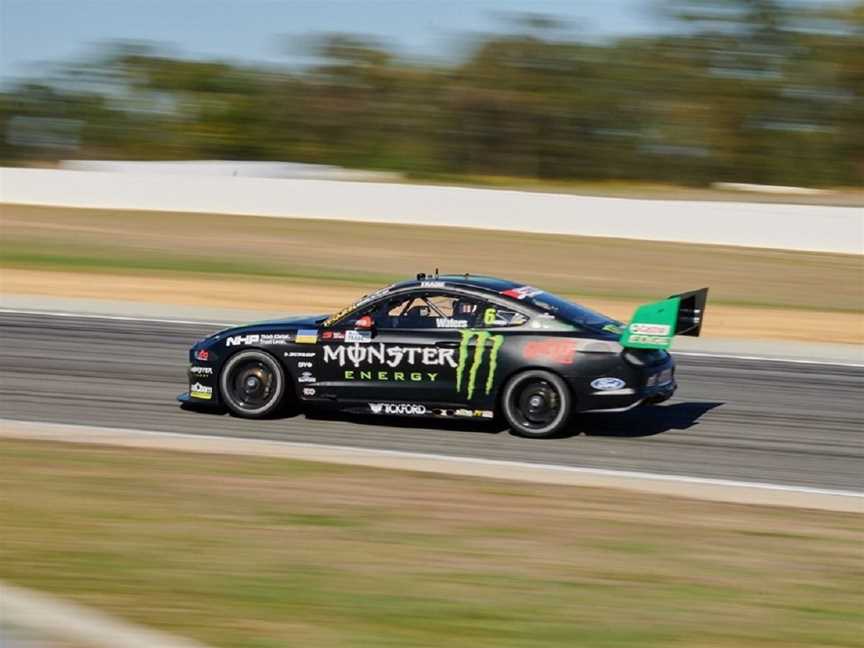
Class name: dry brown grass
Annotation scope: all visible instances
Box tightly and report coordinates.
[2,204,861,342]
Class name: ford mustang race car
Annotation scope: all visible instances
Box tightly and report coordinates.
[179,274,707,438]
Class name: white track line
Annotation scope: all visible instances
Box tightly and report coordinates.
[2,307,862,367]
[1,420,861,512]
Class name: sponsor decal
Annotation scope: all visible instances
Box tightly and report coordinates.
[288,351,315,358]
[323,344,457,369]
[369,402,427,415]
[193,349,209,361]
[590,377,626,391]
[190,366,214,376]
[345,329,372,343]
[226,334,259,346]
[322,331,345,341]
[523,338,580,364]
[436,318,468,329]
[226,333,292,346]
[297,361,313,368]
[454,408,494,418]
[298,371,316,383]
[420,281,445,288]
[190,381,213,399]
[302,387,316,396]
[629,323,671,336]
[628,334,671,346]
[344,370,437,382]
[296,329,318,344]
[501,286,542,300]
[456,330,504,399]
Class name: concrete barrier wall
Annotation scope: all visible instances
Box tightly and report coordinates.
[1,167,861,254]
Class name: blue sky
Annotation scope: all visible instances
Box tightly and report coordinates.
[0,0,668,80]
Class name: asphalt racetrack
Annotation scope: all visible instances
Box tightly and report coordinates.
[1,312,861,492]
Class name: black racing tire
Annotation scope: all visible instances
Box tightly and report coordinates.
[219,349,287,418]
[501,369,572,439]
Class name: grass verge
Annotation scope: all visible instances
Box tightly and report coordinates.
[1,439,862,648]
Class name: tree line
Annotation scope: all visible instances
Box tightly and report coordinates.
[2,0,861,187]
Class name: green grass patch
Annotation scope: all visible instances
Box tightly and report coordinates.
[2,439,862,648]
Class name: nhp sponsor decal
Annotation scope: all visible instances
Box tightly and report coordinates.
[590,377,626,391]
[522,338,579,364]
[190,381,213,399]
[368,402,427,415]
[226,333,292,346]
[456,330,504,399]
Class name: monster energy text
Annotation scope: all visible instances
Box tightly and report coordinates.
[456,330,504,399]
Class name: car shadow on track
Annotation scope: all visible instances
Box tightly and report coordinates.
[576,401,724,438]
[180,400,723,439]
[302,401,724,439]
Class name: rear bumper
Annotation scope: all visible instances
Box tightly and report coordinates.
[576,362,676,413]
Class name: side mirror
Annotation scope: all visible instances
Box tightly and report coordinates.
[355,315,374,330]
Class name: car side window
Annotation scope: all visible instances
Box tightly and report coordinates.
[478,304,529,328]
[375,293,482,330]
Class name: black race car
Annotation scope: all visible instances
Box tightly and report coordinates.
[179,274,707,438]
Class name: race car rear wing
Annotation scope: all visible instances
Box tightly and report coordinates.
[619,288,709,350]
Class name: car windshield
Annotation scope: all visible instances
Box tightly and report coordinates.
[524,291,622,332]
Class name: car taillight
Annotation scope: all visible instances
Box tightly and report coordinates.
[194,349,209,361]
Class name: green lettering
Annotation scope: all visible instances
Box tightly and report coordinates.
[360,371,372,380]
[394,372,405,381]
[377,371,388,381]
[427,372,437,382]
[410,372,422,381]
[345,370,354,380]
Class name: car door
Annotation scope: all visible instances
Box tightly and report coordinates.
[316,290,479,403]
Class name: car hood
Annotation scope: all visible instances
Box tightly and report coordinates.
[209,314,328,339]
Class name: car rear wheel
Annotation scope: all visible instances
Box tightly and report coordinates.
[220,350,286,418]
[501,370,572,438]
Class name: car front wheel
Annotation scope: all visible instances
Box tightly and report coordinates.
[501,370,572,439]
[220,350,286,418]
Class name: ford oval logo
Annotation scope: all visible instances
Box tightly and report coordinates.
[591,377,625,391]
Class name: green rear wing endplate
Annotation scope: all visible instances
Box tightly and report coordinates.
[619,288,709,350]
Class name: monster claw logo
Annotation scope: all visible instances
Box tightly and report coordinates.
[456,330,504,399]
